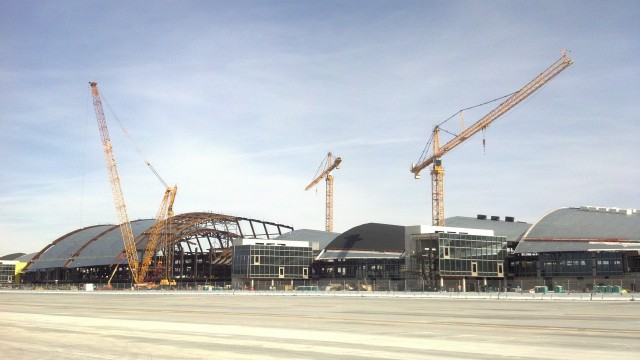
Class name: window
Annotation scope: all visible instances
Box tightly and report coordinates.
[303,268,308,279]
[471,262,478,276]
[253,255,260,265]
[279,267,285,278]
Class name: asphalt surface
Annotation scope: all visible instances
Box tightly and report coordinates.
[0,291,638,359]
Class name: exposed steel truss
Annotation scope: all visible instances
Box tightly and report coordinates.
[22,212,294,283]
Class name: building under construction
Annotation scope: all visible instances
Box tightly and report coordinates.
[9,205,639,293]
[6,54,638,293]
[20,213,293,285]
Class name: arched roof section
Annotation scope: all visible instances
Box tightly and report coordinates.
[317,223,404,260]
[0,253,26,260]
[515,207,640,253]
[325,223,405,252]
[26,220,155,271]
[70,219,156,268]
[24,212,295,271]
[26,225,116,271]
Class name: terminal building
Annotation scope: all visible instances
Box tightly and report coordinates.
[231,238,313,289]
[13,206,640,293]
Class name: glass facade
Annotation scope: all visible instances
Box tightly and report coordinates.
[232,245,312,279]
[508,254,538,277]
[540,251,623,277]
[314,258,404,279]
[0,262,16,284]
[437,233,507,277]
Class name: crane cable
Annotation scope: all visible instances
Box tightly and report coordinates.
[310,155,329,186]
[416,91,516,165]
[100,92,169,189]
[79,88,90,229]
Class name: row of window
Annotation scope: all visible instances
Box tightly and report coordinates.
[232,265,309,279]
[439,259,504,276]
[437,234,506,277]
[0,264,15,282]
[315,259,404,279]
[232,245,312,279]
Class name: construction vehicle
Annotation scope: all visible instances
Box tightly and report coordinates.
[410,52,573,226]
[90,82,177,286]
[305,152,342,232]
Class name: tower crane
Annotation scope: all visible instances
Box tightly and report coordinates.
[90,82,178,285]
[305,152,342,232]
[410,52,573,226]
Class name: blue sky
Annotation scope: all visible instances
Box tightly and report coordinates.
[1,1,638,255]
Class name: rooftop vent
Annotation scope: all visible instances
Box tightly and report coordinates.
[490,216,500,221]
[505,216,515,222]
[477,214,487,220]
[580,205,637,215]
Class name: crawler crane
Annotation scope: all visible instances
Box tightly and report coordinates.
[90,82,177,285]
[90,82,140,282]
[410,52,573,226]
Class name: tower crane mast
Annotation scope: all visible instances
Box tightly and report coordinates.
[305,152,342,232]
[90,82,140,281]
[411,52,573,226]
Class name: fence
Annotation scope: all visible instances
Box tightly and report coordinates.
[3,276,638,293]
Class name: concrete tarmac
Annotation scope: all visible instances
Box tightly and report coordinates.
[0,291,638,359]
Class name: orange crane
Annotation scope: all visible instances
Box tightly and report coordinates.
[90,82,178,285]
[305,152,342,232]
[410,52,573,226]
[90,82,141,282]
[137,184,177,285]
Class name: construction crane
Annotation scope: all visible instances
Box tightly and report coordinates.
[410,52,573,226]
[90,82,140,282]
[305,152,342,232]
[90,82,178,285]
[136,184,177,285]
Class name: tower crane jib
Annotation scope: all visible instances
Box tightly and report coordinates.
[410,52,573,226]
[305,152,342,232]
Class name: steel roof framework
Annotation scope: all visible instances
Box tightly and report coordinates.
[22,212,294,283]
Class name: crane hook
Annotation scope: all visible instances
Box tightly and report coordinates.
[482,128,486,155]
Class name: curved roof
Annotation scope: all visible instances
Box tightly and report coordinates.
[445,216,531,243]
[0,253,26,260]
[515,207,640,253]
[325,223,405,252]
[24,212,295,272]
[27,220,155,271]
